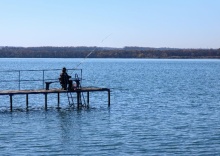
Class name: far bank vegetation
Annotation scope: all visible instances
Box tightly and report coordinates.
[0,46,220,58]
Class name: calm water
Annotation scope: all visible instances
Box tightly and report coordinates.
[0,58,220,155]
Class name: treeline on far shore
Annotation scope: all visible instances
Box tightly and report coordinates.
[0,46,220,58]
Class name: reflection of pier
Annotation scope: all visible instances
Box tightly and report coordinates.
[0,69,110,111]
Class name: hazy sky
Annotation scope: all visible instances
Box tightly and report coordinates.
[0,0,219,48]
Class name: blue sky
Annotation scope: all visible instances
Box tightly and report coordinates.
[0,0,219,48]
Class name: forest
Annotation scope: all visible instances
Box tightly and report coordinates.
[0,46,220,58]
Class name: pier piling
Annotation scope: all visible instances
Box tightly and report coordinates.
[10,94,13,111]
[87,91,89,106]
[26,94,29,110]
[108,90,110,107]
[45,93,47,110]
[57,93,60,109]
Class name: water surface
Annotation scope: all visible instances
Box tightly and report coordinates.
[0,58,220,155]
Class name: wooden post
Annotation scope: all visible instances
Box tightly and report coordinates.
[77,91,79,108]
[57,92,60,109]
[45,93,47,110]
[108,90,110,107]
[26,94,29,110]
[77,91,80,108]
[87,91,89,106]
[10,94,13,111]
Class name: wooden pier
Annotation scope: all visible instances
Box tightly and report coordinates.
[0,87,110,111]
[0,68,111,111]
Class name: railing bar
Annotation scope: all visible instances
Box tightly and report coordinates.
[0,68,82,72]
[0,79,59,82]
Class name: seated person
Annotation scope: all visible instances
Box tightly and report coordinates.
[59,67,72,90]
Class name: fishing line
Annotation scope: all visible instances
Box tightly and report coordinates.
[68,33,112,88]
[73,33,112,69]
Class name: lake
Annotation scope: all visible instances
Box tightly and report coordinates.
[0,58,220,155]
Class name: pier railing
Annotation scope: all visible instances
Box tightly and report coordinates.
[0,69,82,90]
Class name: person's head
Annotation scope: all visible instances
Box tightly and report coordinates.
[62,67,66,72]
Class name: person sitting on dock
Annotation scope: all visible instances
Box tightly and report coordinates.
[59,67,72,90]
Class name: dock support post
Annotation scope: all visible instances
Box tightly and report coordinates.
[87,91,89,106]
[77,91,80,108]
[108,90,110,107]
[10,94,13,111]
[45,93,47,110]
[57,92,60,109]
[26,94,29,110]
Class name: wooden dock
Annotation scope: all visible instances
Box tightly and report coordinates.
[0,87,110,111]
[0,68,111,111]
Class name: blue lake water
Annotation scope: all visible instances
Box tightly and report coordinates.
[0,58,220,155]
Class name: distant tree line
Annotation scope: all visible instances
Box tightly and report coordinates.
[0,46,220,58]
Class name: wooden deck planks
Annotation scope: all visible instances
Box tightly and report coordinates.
[0,87,110,95]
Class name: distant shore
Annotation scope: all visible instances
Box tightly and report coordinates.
[0,46,219,58]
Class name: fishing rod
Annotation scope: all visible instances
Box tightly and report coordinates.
[65,34,112,100]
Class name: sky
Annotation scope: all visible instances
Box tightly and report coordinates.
[0,0,220,49]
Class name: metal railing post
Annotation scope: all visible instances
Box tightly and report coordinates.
[81,69,83,84]
[43,70,45,89]
[19,71,21,90]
